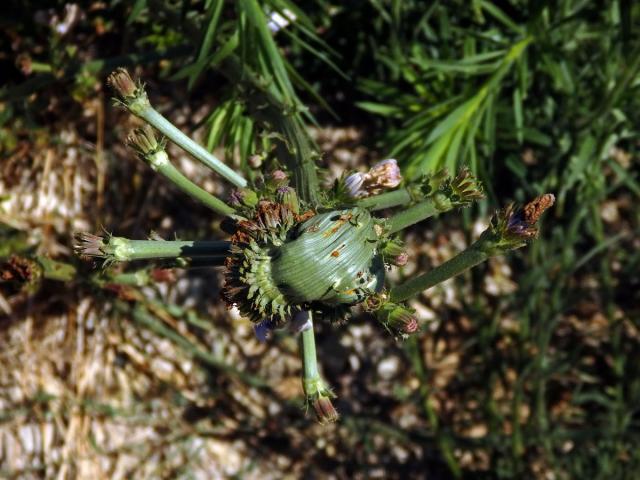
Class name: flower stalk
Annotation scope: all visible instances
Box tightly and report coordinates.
[127,125,235,216]
[74,233,230,265]
[108,68,248,189]
[356,188,412,211]
[386,169,483,234]
[300,314,338,424]
[390,194,554,302]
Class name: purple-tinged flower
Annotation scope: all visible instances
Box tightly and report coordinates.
[270,170,288,183]
[505,194,555,240]
[345,172,367,198]
[254,318,278,342]
[367,159,402,190]
[392,252,409,267]
[345,159,403,199]
[288,310,312,334]
[374,303,420,337]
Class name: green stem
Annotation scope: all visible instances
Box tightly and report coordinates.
[138,107,247,188]
[106,238,230,262]
[386,199,442,234]
[144,149,235,215]
[390,245,488,303]
[300,317,319,382]
[356,188,412,211]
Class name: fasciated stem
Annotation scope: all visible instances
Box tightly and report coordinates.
[390,245,488,303]
[356,188,412,211]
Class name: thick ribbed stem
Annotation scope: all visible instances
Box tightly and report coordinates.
[390,245,488,302]
[139,107,247,188]
[75,233,231,264]
[356,188,412,211]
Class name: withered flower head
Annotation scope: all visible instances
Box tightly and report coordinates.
[73,232,107,259]
[366,159,402,190]
[107,68,139,100]
[345,159,403,198]
[127,125,164,158]
[107,68,150,114]
[505,193,555,240]
[312,395,339,424]
[484,193,555,253]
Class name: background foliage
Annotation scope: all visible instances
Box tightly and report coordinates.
[1,0,639,478]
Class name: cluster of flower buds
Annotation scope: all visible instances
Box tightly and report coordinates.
[419,168,484,211]
[345,159,402,198]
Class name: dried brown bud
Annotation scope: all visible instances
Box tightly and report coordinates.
[107,68,138,99]
[312,395,339,424]
[73,232,106,259]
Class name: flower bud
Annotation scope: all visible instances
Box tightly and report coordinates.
[107,68,150,115]
[303,376,339,424]
[345,160,403,199]
[312,394,339,424]
[107,68,138,99]
[391,252,409,267]
[229,188,258,208]
[269,169,288,184]
[276,186,300,214]
[127,125,163,157]
[344,172,366,198]
[375,304,420,336]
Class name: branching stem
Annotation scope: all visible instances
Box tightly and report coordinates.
[139,106,248,188]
